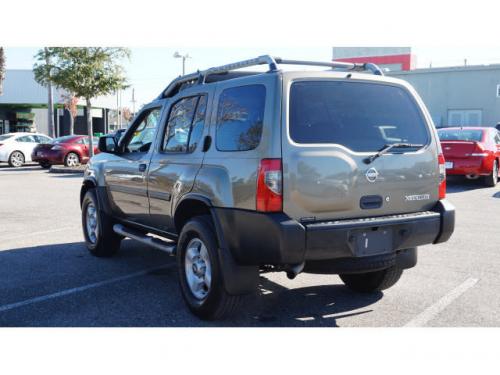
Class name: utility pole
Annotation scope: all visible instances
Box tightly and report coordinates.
[173,51,191,75]
[45,48,55,138]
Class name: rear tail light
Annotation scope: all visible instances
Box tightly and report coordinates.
[256,158,282,212]
[438,153,446,199]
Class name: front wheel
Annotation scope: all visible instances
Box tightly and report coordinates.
[82,189,121,257]
[339,266,403,293]
[484,160,498,187]
[177,215,241,320]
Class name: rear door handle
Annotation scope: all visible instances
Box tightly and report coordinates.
[139,163,147,172]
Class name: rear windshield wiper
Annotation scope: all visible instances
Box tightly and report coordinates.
[363,143,424,164]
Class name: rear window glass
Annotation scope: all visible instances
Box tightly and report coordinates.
[289,81,429,152]
[438,129,483,142]
[216,85,266,151]
[52,135,79,144]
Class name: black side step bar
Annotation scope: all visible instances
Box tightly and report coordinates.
[113,224,177,255]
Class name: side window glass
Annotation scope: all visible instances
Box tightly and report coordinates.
[163,97,198,152]
[127,108,161,153]
[188,95,207,153]
[216,85,266,151]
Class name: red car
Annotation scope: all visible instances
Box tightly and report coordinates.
[437,127,500,186]
[32,135,99,168]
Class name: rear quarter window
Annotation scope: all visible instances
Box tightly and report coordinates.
[216,84,266,152]
[289,81,429,152]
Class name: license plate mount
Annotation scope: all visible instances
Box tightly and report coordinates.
[354,228,393,256]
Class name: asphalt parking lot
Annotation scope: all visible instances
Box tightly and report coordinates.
[1,164,499,327]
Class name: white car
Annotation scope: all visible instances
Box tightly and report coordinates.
[0,132,53,167]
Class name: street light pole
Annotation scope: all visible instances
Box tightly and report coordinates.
[173,51,191,76]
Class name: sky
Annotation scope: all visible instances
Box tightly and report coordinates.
[4,46,500,111]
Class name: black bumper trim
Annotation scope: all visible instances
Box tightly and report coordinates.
[213,200,454,266]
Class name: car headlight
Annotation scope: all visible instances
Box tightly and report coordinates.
[51,145,63,151]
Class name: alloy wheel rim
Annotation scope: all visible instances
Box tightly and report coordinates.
[85,202,99,244]
[11,152,24,167]
[184,238,212,300]
[67,153,79,167]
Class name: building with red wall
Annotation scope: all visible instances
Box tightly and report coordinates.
[332,47,416,72]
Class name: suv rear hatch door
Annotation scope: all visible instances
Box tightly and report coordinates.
[282,78,439,222]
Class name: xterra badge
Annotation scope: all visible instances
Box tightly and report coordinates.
[405,194,430,201]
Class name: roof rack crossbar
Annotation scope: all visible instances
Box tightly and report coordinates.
[160,55,383,98]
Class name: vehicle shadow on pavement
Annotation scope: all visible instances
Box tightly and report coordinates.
[0,240,381,327]
[221,277,382,327]
[446,177,489,193]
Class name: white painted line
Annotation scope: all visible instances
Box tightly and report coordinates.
[0,227,77,243]
[404,277,479,327]
[0,264,174,314]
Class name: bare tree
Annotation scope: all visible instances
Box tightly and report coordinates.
[61,92,79,135]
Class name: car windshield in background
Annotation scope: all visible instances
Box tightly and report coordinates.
[0,135,13,141]
[289,81,429,152]
[51,136,79,144]
[438,129,484,142]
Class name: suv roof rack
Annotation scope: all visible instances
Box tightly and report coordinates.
[160,55,384,98]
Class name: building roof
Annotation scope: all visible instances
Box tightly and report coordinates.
[389,63,500,75]
[0,69,111,109]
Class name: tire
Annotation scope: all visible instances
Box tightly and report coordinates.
[177,215,241,320]
[81,189,121,257]
[39,161,51,169]
[484,160,498,187]
[339,266,403,293]
[8,151,25,167]
[64,152,80,167]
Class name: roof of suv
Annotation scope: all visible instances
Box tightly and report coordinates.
[158,55,395,99]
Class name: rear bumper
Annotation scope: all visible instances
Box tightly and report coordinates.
[213,199,455,268]
[31,149,65,164]
[445,157,492,176]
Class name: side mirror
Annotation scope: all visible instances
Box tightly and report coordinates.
[98,135,118,154]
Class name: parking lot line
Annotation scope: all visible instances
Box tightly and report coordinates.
[0,264,174,314]
[404,277,479,327]
[0,227,78,243]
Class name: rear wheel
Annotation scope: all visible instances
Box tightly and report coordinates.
[339,266,403,293]
[82,189,121,257]
[65,152,80,167]
[8,151,25,167]
[177,215,242,320]
[484,160,498,187]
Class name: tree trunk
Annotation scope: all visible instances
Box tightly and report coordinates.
[86,98,94,157]
[69,110,74,135]
[45,48,55,138]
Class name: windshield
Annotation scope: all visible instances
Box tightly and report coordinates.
[289,81,429,152]
[0,135,13,141]
[438,129,484,142]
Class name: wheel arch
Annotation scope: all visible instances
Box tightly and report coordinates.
[80,177,97,207]
[173,194,213,234]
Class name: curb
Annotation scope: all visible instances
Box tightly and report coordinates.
[49,166,85,174]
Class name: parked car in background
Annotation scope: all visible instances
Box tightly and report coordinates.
[438,127,500,186]
[0,132,53,167]
[32,135,99,168]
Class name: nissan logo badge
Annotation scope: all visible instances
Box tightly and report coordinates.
[366,168,379,182]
